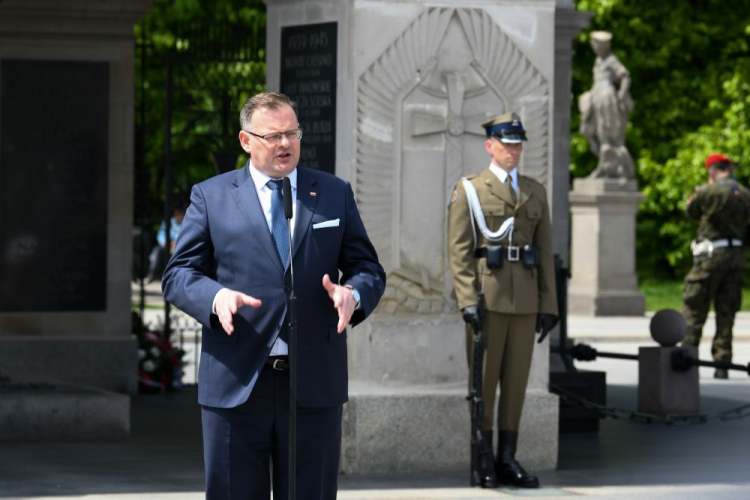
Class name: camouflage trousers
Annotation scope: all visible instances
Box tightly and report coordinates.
[681,250,744,363]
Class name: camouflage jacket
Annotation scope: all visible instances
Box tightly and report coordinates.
[687,177,750,242]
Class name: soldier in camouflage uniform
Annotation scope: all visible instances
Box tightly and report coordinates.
[681,153,750,379]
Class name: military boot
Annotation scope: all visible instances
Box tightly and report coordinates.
[475,430,498,488]
[496,430,539,488]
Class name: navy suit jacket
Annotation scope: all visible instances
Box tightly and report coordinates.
[162,164,385,409]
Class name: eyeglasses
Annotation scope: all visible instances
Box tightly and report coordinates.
[245,128,303,145]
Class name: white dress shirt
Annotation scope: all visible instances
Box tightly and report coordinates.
[248,163,298,235]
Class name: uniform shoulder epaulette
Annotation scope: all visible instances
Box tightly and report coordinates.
[449,174,479,205]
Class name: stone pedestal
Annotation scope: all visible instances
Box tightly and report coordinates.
[342,381,557,474]
[569,178,646,316]
[265,0,589,473]
[639,346,700,415]
[0,1,152,395]
[340,314,558,473]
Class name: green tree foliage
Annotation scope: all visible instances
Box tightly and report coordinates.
[572,0,750,278]
[134,0,266,227]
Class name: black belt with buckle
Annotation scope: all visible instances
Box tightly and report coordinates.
[474,246,521,262]
[265,356,289,371]
[474,245,540,269]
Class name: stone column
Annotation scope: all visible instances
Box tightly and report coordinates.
[553,4,593,266]
[265,0,583,474]
[569,179,646,316]
[0,0,154,392]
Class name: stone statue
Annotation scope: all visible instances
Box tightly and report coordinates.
[579,31,635,179]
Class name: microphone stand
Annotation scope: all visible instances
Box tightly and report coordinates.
[283,178,297,499]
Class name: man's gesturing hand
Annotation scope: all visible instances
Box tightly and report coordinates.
[322,274,355,334]
[214,289,262,335]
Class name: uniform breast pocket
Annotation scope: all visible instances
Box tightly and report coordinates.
[482,203,506,231]
[523,203,542,233]
[526,204,542,220]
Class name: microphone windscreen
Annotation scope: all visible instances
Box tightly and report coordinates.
[283,177,293,219]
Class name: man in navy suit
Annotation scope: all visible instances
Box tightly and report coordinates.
[162,92,385,500]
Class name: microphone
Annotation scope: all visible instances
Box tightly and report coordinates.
[283,177,293,220]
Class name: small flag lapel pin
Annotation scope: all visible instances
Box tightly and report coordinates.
[310,192,317,197]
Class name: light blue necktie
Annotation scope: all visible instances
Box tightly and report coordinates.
[267,179,289,269]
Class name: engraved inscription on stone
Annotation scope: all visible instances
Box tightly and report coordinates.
[280,22,337,174]
[0,60,109,312]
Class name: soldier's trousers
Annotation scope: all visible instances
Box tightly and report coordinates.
[466,312,536,431]
[681,258,743,363]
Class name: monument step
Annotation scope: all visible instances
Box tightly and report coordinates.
[0,381,129,441]
[342,383,558,474]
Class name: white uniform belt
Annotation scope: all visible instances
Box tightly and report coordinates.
[690,239,743,256]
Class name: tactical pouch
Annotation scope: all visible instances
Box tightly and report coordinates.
[486,245,504,269]
[522,245,540,269]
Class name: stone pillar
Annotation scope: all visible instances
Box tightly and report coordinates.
[553,4,593,266]
[265,0,583,474]
[569,179,646,316]
[0,0,154,393]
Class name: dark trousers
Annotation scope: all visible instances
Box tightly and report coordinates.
[201,366,343,500]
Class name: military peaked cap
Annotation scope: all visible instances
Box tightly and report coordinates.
[482,112,527,143]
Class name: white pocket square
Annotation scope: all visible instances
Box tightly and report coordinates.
[313,218,340,229]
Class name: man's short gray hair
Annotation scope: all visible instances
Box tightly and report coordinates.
[239,92,298,131]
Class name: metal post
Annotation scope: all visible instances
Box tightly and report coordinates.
[554,254,575,371]
[136,24,148,319]
[163,57,173,340]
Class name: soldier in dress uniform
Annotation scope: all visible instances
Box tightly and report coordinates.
[681,153,750,379]
[447,112,558,488]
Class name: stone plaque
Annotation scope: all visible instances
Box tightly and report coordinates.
[280,22,337,174]
[0,60,109,311]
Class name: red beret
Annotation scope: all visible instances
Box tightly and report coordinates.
[705,153,732,168]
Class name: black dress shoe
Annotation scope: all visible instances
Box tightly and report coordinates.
[714,368,729,379]
[496,430,540,489]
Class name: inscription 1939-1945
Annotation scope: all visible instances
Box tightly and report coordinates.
[280,22,337,175]
[0,60,109,312]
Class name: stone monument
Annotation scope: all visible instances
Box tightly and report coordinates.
[0,0,152,437]
[265,0,590,473]
[569,30,645,316]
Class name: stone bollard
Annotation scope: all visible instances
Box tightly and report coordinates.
[638,309,700,415]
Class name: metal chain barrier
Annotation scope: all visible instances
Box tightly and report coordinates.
[549,383,750,425]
